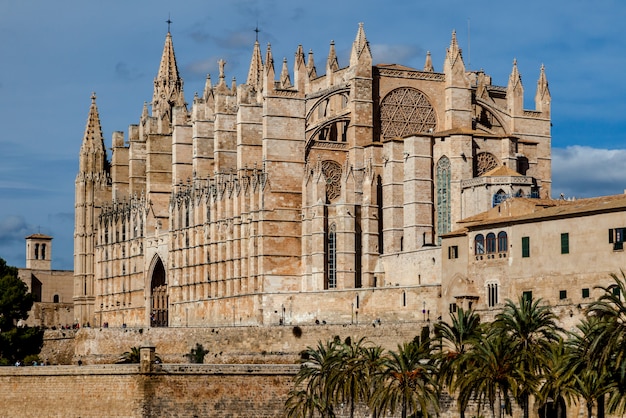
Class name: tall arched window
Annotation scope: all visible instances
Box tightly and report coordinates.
[475,234,485,255]
[498,231,508,253]
[436,156,451,243]
[151,257,168,327]
[41,244,46,259]
[326,223,337,289]
[34,244,39,259]
[486,233,496,253]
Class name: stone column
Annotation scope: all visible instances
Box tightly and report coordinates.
[140,343,156,373]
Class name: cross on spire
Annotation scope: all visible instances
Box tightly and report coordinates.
[166,14,172,33]
[254,23,260,42]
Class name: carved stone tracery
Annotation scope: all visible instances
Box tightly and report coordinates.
[380,87,437,138]
[321,160,342,202]
[476,152,498,176]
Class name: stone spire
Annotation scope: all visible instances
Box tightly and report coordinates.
[203,74,212,101]
[423,51,434,72]
[508,58,523,92]
[294,44,306,91]
[443,30,470,129]
[325,41,339,86]
[79,92,107,173]
[350,22,372,66]
[307,49,317,79]
[280,57,292,88]
[264,43,275,93]
[507,58,524,116]
[152,31,185,129]
[141,101,149,120]
[445,30,464,70]
[535,64,551,115]
[327,41,339,73]
[246,40,264,92]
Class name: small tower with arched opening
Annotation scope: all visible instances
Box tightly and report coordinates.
[25,233,52,271]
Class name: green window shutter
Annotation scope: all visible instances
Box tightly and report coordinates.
[522,236,530,258]
[561,233,569,254]
[582,288,590,298]
[559,290,567,300]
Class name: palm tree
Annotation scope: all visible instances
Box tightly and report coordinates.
[371,338,440,418]
[435,307,482,418]
[285,388,325,418]
[118,346,141,363]
[454,331,517,418]
[581,272,626,416]
[492,296,562,418]
[587,271,626,364]
[327,336,372,418]
[286,337,342,417]
[360,344,385,418]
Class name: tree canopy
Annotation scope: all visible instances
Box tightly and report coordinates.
[0,257,43,365]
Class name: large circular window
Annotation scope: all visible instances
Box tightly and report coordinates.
[380,87,437,138]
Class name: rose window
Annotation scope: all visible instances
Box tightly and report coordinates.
[380,87,437,139]
[476,152,498,176]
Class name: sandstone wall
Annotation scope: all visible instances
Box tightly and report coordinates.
[0,364,296,418]
[45,322,432,365]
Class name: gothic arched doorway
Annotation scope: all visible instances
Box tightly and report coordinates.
[150,257,168,327]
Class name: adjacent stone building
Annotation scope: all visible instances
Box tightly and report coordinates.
[74,24,552,328]
[441,194,626,327]
[18,234,74,327]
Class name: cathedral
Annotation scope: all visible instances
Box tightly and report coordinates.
[73,23,551,328]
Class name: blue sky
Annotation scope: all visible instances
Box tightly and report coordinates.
[1,0,625,270]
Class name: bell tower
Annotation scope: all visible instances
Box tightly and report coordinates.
[25,233,52,270]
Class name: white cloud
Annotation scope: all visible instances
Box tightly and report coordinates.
[552,146,626,198]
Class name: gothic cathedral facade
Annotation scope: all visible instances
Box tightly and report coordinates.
[74,24,551,328]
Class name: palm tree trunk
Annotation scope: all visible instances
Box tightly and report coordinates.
[586,401,593,418]
[402,397,407,418]
[598,394,605,418]
[522,393,529,418]
[495,390,501,418]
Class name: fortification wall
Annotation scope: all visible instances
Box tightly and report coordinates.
[0,364,296,418]
[64,321,431,365]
